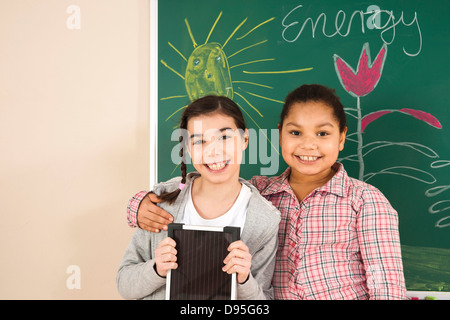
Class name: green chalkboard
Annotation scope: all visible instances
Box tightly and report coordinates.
[155,0,450,292]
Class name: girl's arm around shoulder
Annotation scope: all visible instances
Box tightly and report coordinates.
[126,176,183,229]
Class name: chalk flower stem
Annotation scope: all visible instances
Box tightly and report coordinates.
[333,42,387,179]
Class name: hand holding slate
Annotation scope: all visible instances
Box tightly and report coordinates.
[223,240,252,284]
[154,237,178,277]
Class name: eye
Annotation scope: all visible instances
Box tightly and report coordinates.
[317,131,329,137]
[218,134,231,141]
[289,130,300,136]
[193,59,200,66]
[192,139,204,145]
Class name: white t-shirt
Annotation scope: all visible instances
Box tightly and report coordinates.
[182,183,251,235]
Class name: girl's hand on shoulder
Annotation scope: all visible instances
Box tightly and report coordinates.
[222,240,252,284]
[138,193,173,233]
[154,237,177,277]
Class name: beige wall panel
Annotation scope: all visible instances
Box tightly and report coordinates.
[0,0,150,299]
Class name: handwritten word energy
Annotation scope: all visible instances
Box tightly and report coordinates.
[282,5,422,57]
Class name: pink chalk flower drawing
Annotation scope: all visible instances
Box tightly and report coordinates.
[333,42,442,183]
[335,42,386,98]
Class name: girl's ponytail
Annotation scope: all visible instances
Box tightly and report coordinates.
[158,129,188,204]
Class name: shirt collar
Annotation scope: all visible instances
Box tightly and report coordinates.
[259,162,348,198]
[317,162,347,197]
[259,166,293,197]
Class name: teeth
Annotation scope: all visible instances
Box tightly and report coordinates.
[207,162,226,170]
[299,156,319,161]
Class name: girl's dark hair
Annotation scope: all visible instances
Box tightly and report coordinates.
[159,95,246,204]
[279,84,347,132]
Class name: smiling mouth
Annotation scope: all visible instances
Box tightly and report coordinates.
[205,160,228,171]
[297,155,321,162]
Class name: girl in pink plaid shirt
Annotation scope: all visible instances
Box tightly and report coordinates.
[128,85,407,299]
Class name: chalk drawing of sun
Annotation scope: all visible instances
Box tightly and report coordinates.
[160,12,313,152]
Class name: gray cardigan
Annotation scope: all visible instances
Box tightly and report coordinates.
[116,172,281,300]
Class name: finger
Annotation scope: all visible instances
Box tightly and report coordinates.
[224,241,250,264]
[138,217,169,232]
[155,238,178,271]
[155,240,177,261]
[157,251,178,263]
[137,210,166,232]
[159,261,178,271]
[157,237,177,248]
[223,263,249,275]
[223,257,251,272]
[155,246,177,259]
[155,261,178,277]
[226,265,250,284]
[138,220,163,233]
[138,199,173,232]
[142,195,174,222]
[161,261,178,269]
[147,192,163,203]
[227,240,248,252]
[138,209,173,232]
[222,258,251,284]
[223,248,251,264]
[146,194,174,222]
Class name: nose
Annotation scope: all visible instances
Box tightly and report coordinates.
[204,137,223,158]
[299,135,317,149]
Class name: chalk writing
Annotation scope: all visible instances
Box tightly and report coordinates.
[282,4,422,56]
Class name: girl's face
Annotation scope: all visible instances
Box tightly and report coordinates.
[279,101,347,182]
[186,112,249,185]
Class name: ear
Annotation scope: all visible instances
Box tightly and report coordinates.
[242,128,249,151]
[277,123,282,144]
[339,126,347,151]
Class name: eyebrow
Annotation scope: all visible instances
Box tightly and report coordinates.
[284,122,335,128]
[189,127,234,139]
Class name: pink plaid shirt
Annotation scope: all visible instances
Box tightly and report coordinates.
[127,163,407,300]
[251,163,406,300]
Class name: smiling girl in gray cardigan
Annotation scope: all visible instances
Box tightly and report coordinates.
[116,95,280,300]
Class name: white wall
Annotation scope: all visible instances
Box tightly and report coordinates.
[0,0,150,299]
